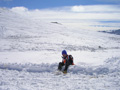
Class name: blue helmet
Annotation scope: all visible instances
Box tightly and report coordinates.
[62,50,67,55]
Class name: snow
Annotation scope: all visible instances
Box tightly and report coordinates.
[0,58,120,90]
[0,8,120,90]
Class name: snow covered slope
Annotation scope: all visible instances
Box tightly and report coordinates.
[0,8,120,64]
[0,8,120,90]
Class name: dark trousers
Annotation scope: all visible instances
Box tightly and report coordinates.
[58,61,71,71]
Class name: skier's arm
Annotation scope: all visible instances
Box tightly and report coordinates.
[69,55,74,65]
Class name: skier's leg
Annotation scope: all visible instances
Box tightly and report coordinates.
[58,62,64,71]
[64,61,71,72]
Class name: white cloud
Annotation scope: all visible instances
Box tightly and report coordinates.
[11,7,28,13]
[71,5,120,13]
[71,6,85,12]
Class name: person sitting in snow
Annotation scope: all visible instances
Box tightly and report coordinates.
[58,50,74,74]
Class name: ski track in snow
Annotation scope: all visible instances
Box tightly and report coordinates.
[0,57,120,75]
[0,63,120,90]
[0,57,120,90]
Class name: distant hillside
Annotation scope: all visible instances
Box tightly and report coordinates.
[100,29,120,35]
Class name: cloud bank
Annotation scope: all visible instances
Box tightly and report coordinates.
[10,5,120,14]
[10,5,120,20]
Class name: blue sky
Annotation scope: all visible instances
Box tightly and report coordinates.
[0,0,120,9]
